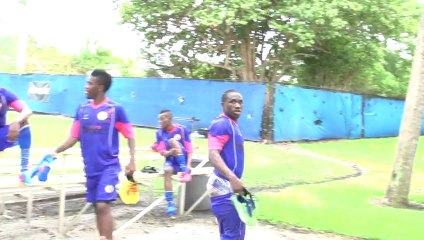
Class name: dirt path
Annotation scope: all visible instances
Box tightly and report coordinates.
[0,197,361,240]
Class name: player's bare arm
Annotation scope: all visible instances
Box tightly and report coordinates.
[126,137,136,177]
[209,149,244,193]
[8,103,32,141]
[54,136,78,155]
[15,104,33,124]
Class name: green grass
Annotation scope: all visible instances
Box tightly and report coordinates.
[297,138,424,198]
[4,113,353,187]
[254,138,424,240]
[3,113,424,239]
[259,184,424,240]
[242,142,354,188]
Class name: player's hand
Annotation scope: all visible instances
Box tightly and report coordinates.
[228,175,244,193]
[169,148,179,156]
[125,160,136,177]
[7,121,20,142]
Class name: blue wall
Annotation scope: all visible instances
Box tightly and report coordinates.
[0,73,266,140]
[1,73,421,142]
[273,86,363,141]
[0,73,86,115]
[108,77,266,140]
[363,97,405,138]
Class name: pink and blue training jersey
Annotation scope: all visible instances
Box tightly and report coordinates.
[208,114,244,179]
[0,88,26,127]
[70,98,134,176]
[151,124,193,159]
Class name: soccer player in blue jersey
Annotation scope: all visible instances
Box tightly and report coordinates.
[0,88,33,182]
[151,109,193,216]
[53,69,136,240]
[207,89,246,240]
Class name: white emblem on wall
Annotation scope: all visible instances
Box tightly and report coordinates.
[105,185,114,193]
[97,111,108,120]
[173,134,182,141]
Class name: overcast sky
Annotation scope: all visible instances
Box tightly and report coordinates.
[0,0,143,59]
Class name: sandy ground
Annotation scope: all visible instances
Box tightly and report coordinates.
[0,196,361,240]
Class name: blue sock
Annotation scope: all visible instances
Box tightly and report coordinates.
[18,126,31,172]
[176,155,187,172]
[165,191,174,203]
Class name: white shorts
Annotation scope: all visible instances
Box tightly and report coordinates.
[207,173,233,197]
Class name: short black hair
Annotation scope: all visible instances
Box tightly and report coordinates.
[159,109,172,118]
[91,69,112,92]
[160,109,171,114]
[221,89,239,102]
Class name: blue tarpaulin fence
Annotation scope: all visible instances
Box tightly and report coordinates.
[1,73,421,141]
[273,86,363,141]
[0,73,265,140]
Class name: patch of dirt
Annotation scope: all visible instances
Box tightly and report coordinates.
[0,196,362,240]
[371,197,424,210]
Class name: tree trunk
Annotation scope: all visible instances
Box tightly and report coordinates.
[261,80,275,143]
[239,27,257,82]
[385,15,424,207]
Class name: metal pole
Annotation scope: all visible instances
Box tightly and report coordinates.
[63,203,91,234]
[178,183,186,215]
[113,196,165,237]
[25,187,33,224]
[184,189,210,216]
[58,154,67,235]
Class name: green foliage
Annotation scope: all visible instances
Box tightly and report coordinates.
[0,36,19,73]
[190,63,232,79]
[71,47,116,74]
[121,0,420,97]
[26,37,76,74]
[0,35,144,76]
[70,46,143,76]
[292,0,420,97]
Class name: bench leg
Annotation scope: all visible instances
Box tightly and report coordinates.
[26,188,33,224]
[0,194,4,215]
[149,179,154,203]
[178,183,186,215]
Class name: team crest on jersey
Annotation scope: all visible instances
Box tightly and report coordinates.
[97,111,108,121]
[173,134,182,141]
